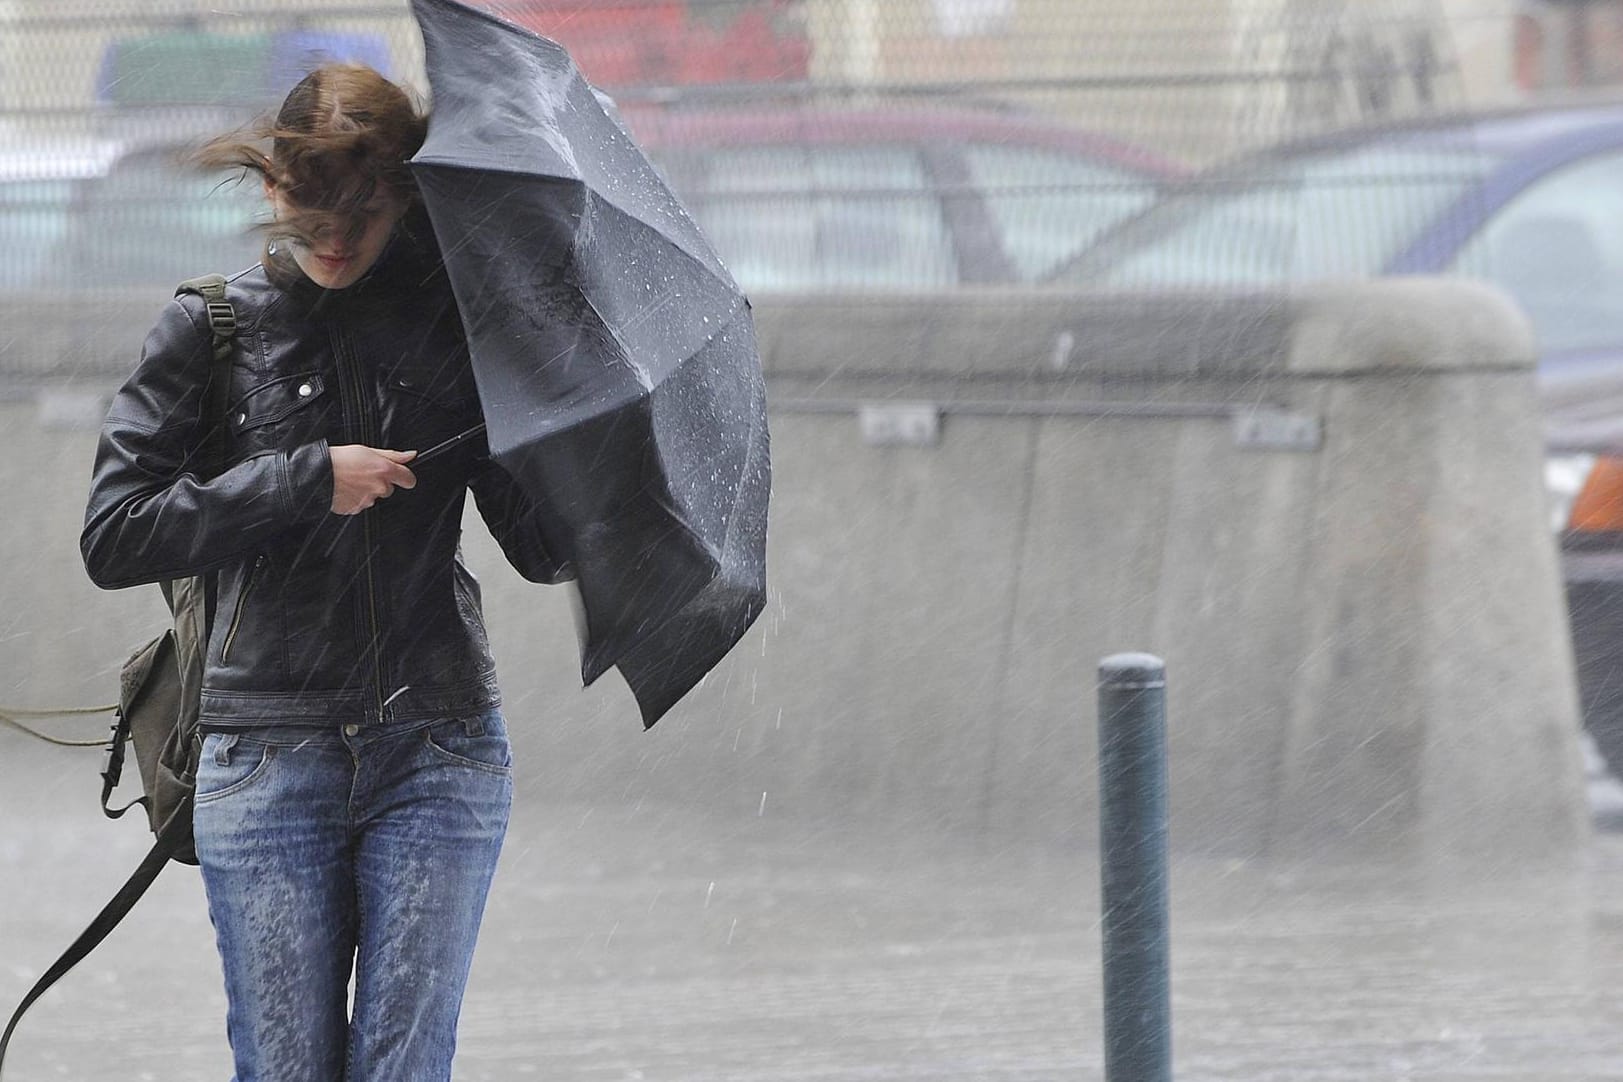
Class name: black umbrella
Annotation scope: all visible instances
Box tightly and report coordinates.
[408,0,771,727]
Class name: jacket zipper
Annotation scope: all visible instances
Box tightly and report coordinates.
[221,555,267,663]
[332,325,390,722]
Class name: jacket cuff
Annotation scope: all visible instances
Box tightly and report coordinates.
[280,438,334,522]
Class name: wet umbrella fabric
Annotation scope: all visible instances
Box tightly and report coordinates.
[409,0,770,727]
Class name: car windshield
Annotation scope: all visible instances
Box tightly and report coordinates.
[650,132,1162,292]
[1447,150,1623,356]
[1052,141,1498,288]
[958,144,1157,280]
[655,144,960,292]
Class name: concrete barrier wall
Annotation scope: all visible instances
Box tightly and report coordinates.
[0,278,1587,864]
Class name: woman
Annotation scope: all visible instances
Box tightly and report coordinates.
[80,64,564,1082]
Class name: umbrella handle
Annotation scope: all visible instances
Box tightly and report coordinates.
[413,423,487,466]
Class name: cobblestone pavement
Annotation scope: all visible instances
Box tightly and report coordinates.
[6,735,1623,1081]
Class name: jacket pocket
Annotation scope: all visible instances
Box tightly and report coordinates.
[221,554,267,664]
[383,361,484,462]
[231,372,327,433]
[387,369,480,420]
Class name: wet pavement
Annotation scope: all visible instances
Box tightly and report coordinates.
[6,732,1623,1081]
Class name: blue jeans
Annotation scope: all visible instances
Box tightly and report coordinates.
[192,710,513,1082]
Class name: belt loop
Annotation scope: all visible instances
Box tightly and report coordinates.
[462,714,485,738]
[213,733,238,766]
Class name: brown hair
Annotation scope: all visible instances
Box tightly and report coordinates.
[198,63,427,247]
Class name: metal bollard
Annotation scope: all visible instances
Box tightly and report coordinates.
[1098,653,1171,1082]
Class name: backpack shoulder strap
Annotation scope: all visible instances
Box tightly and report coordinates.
[172,275,237,629]
[175,274,236,436]
[176,274,235,351]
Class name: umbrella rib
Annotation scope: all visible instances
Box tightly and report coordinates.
[617,282,684,337]
[568,194,754,367]
[578,287,750,399]
[477,299,752,458]
[413,159,731,287]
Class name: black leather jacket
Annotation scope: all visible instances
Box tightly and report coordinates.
[82,216,567,729]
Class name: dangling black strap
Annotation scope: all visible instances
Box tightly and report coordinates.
[0,798,194,1074]
[2,276,236,1077]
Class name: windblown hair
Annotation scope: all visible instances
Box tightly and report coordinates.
[197,64,428,248]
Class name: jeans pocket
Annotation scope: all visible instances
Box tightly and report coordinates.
[422,715,512,777]
[195,733,274,803]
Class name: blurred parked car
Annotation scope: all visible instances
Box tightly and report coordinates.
[2,106,1175,300]
[0,142,122,292]
[0,104,1175,379]
[1048,100,1623,772]
[94,28,393,109]
[0,135,260,385]
[624,104,1180,291]
[0,136,263,295]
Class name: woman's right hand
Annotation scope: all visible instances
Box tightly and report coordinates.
[329,445,417,514]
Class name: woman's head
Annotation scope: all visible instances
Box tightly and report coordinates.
[200,64,428,289]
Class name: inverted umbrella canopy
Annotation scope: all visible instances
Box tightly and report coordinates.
[408,0,771,727]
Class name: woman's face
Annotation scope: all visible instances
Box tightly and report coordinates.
[266,182,408,290]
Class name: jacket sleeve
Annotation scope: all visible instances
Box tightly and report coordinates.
[80,295,335,590]
[470,456,574,585]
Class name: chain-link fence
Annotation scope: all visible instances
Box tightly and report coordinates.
[0,0,1471,384]
[0,1,1465,150]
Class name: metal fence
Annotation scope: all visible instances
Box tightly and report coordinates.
[0,1,1464,152]
[0,0,1470,384]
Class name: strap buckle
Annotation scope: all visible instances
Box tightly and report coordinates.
[204,300,237,339]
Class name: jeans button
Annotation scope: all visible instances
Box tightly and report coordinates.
[343,723,360,737]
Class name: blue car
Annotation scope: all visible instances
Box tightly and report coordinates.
[1049,101,1623,770]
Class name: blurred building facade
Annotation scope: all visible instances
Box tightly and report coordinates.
[803,0,1462,160]
[1509,0,1623,92]
[0,0,1499,165]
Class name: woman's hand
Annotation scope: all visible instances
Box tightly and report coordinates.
[329,445,417,515]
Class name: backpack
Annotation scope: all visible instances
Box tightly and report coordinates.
[0,275,236,1074]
